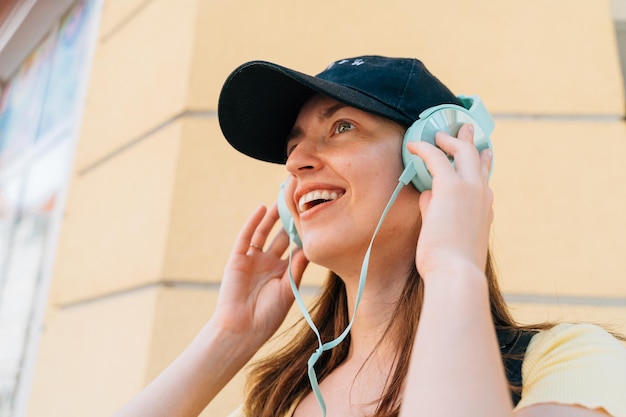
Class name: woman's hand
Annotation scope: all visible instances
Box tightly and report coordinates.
[112,204,307,417]
[212,203,309,348]
[407,123,494,279]
[401,125,511,417]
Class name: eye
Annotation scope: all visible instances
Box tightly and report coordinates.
[286,138,301,157]
[286,143,297,157]
[335,121,354,134]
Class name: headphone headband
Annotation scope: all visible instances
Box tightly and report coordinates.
[457,95,494,135]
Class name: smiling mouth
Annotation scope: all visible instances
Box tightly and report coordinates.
[298,190,344,213]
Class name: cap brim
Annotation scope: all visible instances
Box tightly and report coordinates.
[218,60,409,164]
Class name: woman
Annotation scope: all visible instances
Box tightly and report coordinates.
[114,56,626,417]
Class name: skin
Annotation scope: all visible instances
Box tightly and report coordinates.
[284,96,422,358]
[112,94,611,417]
[285,95,422,416]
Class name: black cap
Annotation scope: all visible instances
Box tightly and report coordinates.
[218,55,462,164]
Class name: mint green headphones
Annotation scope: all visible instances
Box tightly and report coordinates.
[402,95,494,190]
[278,95,494,247]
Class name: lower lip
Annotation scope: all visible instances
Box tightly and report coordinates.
[299,198,340,221]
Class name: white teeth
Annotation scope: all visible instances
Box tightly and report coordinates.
[298,189,342,212]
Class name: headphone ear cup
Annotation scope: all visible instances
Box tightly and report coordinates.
[401,106,492,192]
[277,182,303,247]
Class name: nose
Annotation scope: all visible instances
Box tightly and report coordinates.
[285,139,322,175]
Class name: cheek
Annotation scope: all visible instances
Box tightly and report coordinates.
[345,147,406,212]
[403,189,423,228]
[381,152,408,190]
[385,188,422,242]
[378,140,405,177]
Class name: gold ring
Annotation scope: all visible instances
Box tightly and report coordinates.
[249,243,263,251]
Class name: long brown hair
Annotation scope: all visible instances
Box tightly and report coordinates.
[243,250,549,417]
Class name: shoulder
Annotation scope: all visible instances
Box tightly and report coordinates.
[524,322,626,365]
[517,323,626,415]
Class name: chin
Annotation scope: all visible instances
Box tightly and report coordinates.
[301,234,365,273]
[301,242,333,269]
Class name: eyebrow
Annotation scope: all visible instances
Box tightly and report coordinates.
[286,102,350,142]
[286,126,303,142]
[320,102,349,120]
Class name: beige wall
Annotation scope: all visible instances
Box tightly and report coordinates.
[25,0,626,416]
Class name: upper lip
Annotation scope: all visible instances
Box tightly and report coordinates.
[294,183,346,213]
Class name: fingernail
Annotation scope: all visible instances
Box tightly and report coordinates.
[467,124,474,134]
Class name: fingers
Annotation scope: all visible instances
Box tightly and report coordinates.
[257,203,299,257]
[231,205,267,256]
[266,227,290,257]
[248,203,280,251]
[480,148,493,180]
[456,122,475,144]
[406,124,491,183]
[407,140,455,183]
[232,203,296,259]
[418,190,433,217]
[434,124,481,179]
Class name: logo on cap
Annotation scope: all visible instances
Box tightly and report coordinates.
[326,58,366,70]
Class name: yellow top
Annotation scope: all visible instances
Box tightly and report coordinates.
[517,323,626,416]
[226,323,626,417]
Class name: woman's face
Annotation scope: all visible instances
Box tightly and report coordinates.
[284,94,422,272]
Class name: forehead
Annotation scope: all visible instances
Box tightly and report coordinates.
[287,95,349,141]
[297,93,394,127]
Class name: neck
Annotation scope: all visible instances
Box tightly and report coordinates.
[337,248,415,362]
